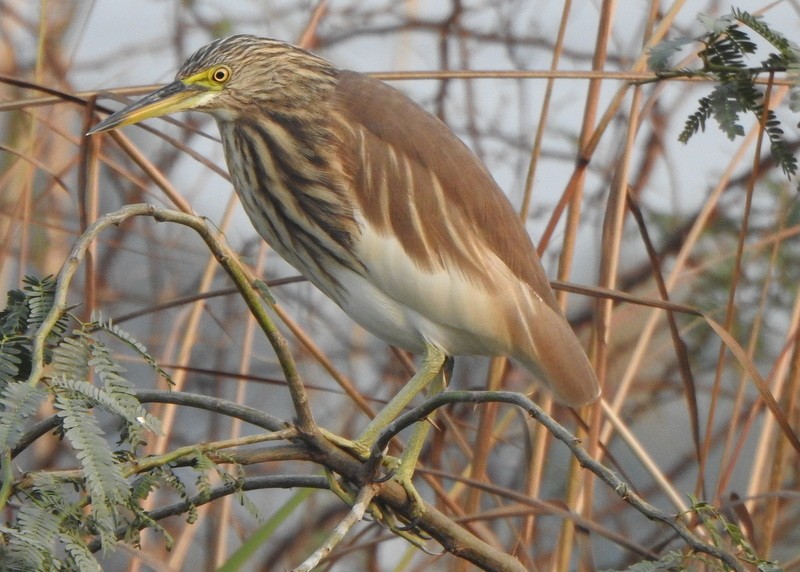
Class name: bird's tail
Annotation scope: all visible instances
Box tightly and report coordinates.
[509,292,600,407]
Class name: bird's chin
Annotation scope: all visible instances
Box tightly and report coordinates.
[207,107,240,121]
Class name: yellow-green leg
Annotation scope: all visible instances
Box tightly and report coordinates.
[391,355,450,514]
[325,344,449,515]
[352,344,447,456]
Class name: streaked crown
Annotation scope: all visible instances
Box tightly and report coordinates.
[175,35,338,118]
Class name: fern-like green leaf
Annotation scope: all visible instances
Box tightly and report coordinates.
[124,506,171,550]
[118,471,174,551]
[679,96,713,143]
[22,276,71,358]
[88,340,161,435]
[647,37,695,72]
[129,472,160,504]
[708,82,746,140]
[192,451,217,504]
[53,382,129,547]
[230,465,261,521]
[51,334,91,384]
[0,381,46,453]
[52,378,143,432]
[764,112,798,177]
[697,12,734,35]
[23,275,57,331]
[157,466,197,525]
[672,11,800,183]
[0,288,30,336]
[733,9,800,63]
[3,505,61,571]
[698,30,748,73]
[26,471,81,511]
[61,531,102,571]
[0,338,25,385]
[724,26,758,59]
[732,71,764,112]
[92,314,174,386]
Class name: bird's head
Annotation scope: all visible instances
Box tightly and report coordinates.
[88,35,336,134]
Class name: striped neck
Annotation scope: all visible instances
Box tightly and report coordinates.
[216,101,365,299]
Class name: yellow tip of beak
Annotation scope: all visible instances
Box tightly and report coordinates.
[87,80,204,135]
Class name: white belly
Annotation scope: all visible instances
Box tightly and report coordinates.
[334,225,516,358]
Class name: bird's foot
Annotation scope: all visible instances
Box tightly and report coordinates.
[390,459,427,522]
[321,430,428,535]
[320,428,376,462]
[320,428,404,479]
[324,467,430,548]
[361,446,427,524]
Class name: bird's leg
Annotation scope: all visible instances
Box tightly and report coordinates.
[349,344,447,459]
[322,345,446,524]
[390,355,452,516]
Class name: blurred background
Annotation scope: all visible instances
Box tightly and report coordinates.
[2,1,800,570]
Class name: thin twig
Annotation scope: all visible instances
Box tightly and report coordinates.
[371,390,745,572]
[292,482,380,572]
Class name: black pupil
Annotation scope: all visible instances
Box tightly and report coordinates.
[215,69,226,81]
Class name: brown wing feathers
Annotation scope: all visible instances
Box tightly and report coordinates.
[332,70,559,306]
[331,70,599,406]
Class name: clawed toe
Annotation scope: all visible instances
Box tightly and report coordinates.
[321,429,429,539]
[372,467,396,484]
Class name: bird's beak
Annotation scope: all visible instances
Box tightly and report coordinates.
[87,80,206,134]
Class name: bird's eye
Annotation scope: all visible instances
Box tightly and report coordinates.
[210,66,231,84]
